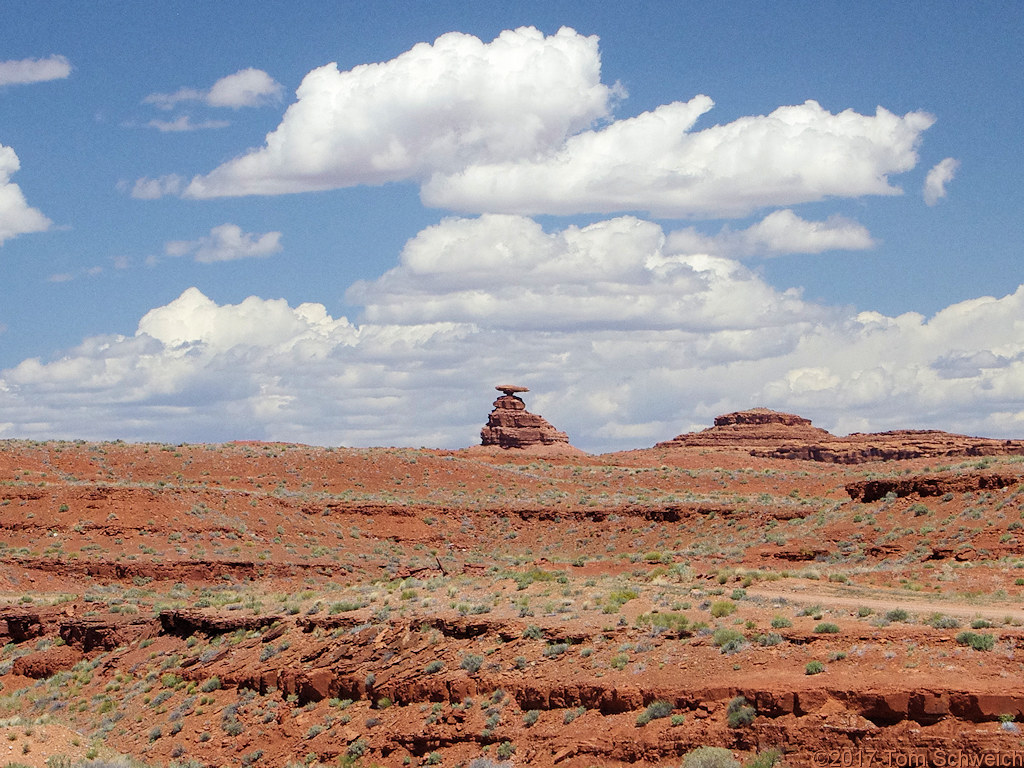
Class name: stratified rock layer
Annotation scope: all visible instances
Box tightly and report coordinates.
[656,408,832,448]
[658,407,1024,464]
[480,390,570,450]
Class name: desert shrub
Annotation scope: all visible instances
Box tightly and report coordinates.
[971,618,994,629]
[305,725,323,740]
[884,608,910,623]
[636,612,689,633]
[681,746,740,768]
[926,614,960,629]
[522,625,544,640]
[200,677,221,692]
[543,642,569,657]
[610,653,629,670]
[523,710,540,726]
[347,738,368,757]
[563,706,585,724]
[857,606,873,617]
[712,628,745,654]
[770,616,792,629]
[754,633,783,647]
[636,699,673,726]
[460,653,484,673]
[956,631,995,651]
[424,660,444,674]
[496,742,515,760]
[805,660,825,675]
[726,696,755,728]
[797,604,822,617]
[710,600,736,618]
[814,622,840,634]
[671,714,686,726]
[745,749,783,768]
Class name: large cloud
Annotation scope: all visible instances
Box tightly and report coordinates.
[177,27,932,219]
[183,27,617,198]
[0,55,71,86]
[0,144,52,245]
[424,99,934,217]
[2,216,1023,449]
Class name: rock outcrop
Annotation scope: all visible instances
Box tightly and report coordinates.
[656,408,833,448]
[757,429,1024,464]
[658,408,1024,464]
[480,385,572,450]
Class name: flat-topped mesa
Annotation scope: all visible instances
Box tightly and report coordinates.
[656,408,833,448]
[481,385,571,449]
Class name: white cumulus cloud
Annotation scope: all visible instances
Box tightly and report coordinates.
[183,27,617,198]
[144,67,283,110]
[667,209,875,259]
[924,157,960,205]
[425,99,934,217]
[0,55,71,86]
[164,223,282,263]
[177,28,933,221]
[3,215,1023,449]
[0,144,52,245]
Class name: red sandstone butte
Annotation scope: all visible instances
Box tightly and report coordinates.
[479,385,574,451]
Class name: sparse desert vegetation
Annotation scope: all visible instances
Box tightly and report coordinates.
[1,416,1024,767]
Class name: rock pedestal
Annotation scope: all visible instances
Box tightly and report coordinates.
[480,385,570,449]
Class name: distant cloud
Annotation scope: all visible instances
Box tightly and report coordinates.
[0,55,71,86]
[125,174,184,199]
[183,27,618,198]
[144,67,283,110]
[424,100,933,217]
[3,215,1024,449]
[165,223,282,263]
[924,157,959,205]
[146,116,230,133]
[180,27,931,220]
[0,144,52,245]
[667,209,875,259]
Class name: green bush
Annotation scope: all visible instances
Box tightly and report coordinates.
[956,631,995,651]
[726,696,755,728]
[200,676,221,692]
[712,628,745,653]
[522,624,544,639]
[745,749,783,768]
[805,660,825,675]
[636,612,689,633]
[814,622,840,634]
[926,614,960,629]
[424,660,444,674]
[884,608,910,623]
[523,710,540,726]
[710,600,737,618]
[636,699,673,726]
[460,653,484,673]
[770,616,792,628]
[681,746,740,768]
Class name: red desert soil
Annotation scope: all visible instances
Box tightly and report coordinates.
[2,413,1024,768]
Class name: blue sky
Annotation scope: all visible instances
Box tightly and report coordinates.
[1,1,1023,450]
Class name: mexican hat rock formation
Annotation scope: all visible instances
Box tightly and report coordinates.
[480,385,573,450]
